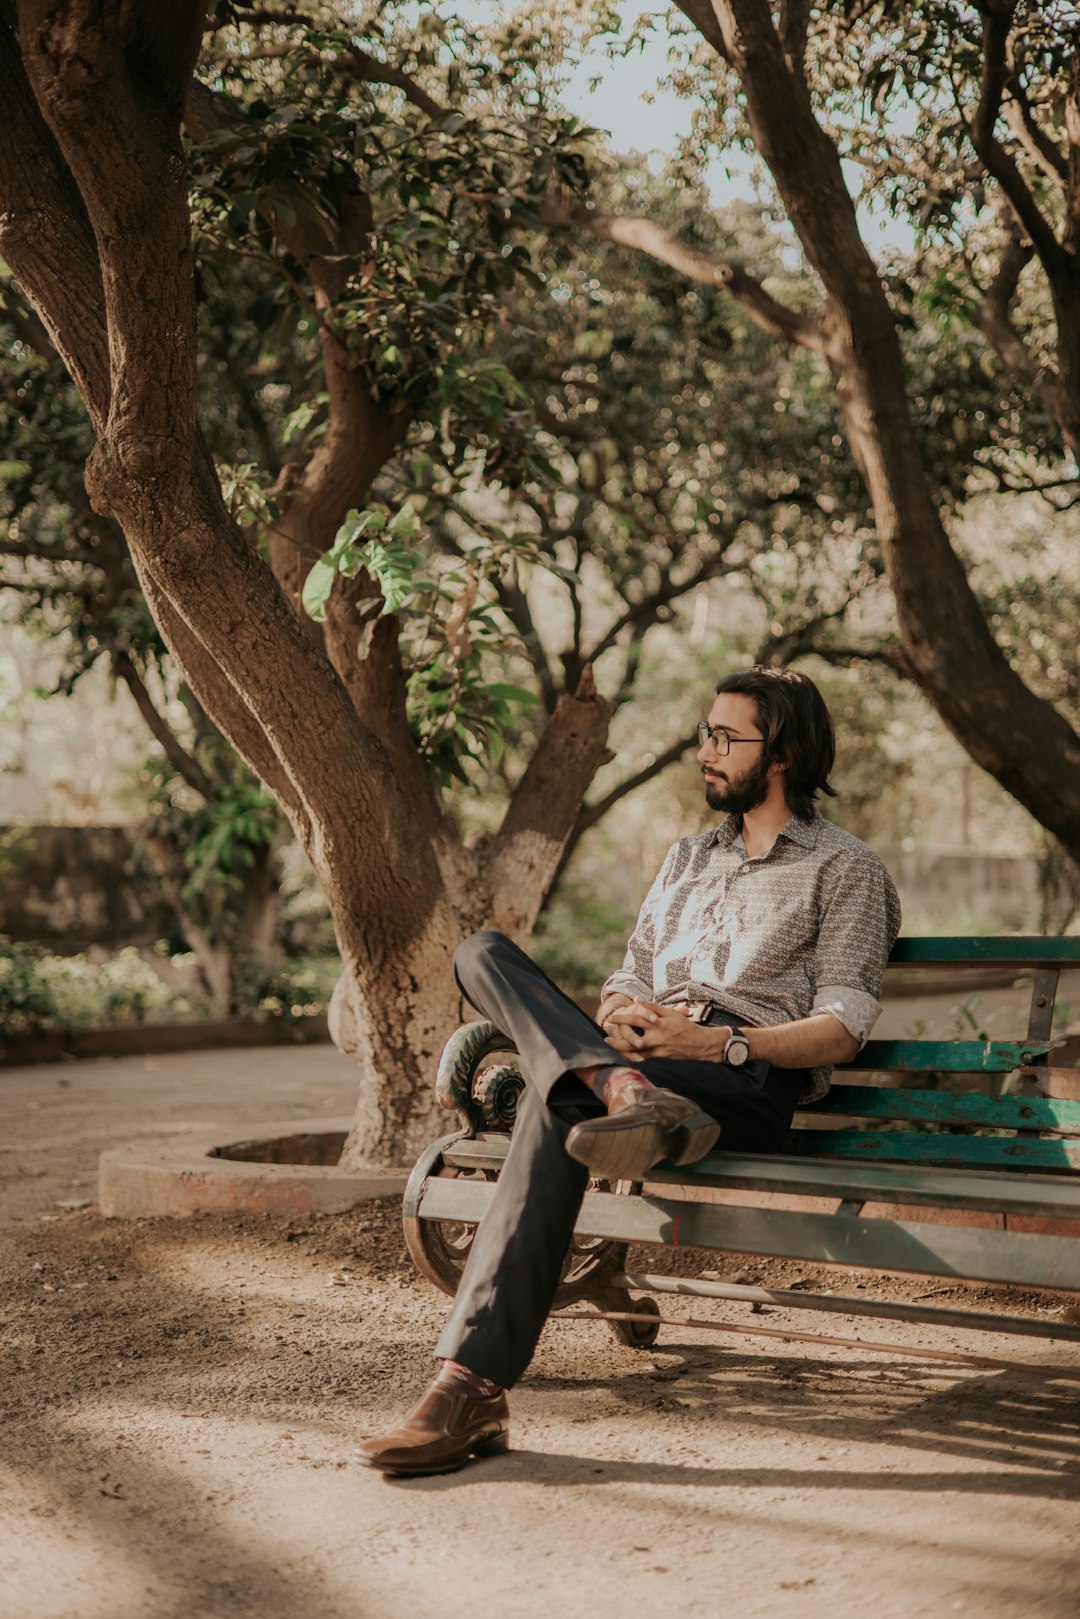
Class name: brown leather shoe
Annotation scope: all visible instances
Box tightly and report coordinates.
[358,1378,510,1476]
[565,1082,719,1179]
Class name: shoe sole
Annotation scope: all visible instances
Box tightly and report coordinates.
[359,1431,510,1476]
[566,1111,719,1180]
[565,1116,664,1179]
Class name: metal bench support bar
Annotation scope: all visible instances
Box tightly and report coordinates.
[614,1270,1080,1342]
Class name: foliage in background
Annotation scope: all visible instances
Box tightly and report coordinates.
[0,939,341,1043]
[136,742,281,932]
[0,940,179,1041]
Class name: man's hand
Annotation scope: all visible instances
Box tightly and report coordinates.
[603,999,722,1063]
[595,991,633,1033]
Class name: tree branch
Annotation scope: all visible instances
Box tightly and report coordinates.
[778,0,812,73]
[124,548,309,832]
[584,551,735,667]
[970,7,1065,272]
[486,665,614,935]
[112,649,217,800]
[1065,49,1080,258]
[187,59,420,769]
[972,213,1063,419]
[540,198,825,351]
[493,572,560,713]
[1003,40,1068,183]
[777,641,912,677]
[218,38,445,120]
[0,19,111,425]
[0,536,96,564]
[670,0,731,60]
[122,0,207,115]
[18,0,201,456]
[610,620,647,707]
[573,731,698,845]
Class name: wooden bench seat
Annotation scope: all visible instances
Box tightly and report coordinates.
[402,936,1080,1350]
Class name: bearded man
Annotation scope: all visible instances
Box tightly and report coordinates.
[360,666,901,1476]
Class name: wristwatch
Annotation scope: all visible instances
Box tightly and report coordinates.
[723,1031,751,1068]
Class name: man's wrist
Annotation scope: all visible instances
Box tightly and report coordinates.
[701,1024,733,1063]
[742,1027,774,1062]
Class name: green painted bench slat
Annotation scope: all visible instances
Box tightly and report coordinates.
[418,1178,1080,1291]
[443,1136,1080,1216]
[806,1084,1080,1135]
[842,1039,1048,1072]
[888,936,1080,965]
[786,1128,1080,1172]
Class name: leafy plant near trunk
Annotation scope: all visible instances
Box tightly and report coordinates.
[135,741,283,1016]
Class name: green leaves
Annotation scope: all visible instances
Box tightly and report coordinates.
[299,493,546,784]
[136,738,282,936]
[406,658,538,786]
[301,505,420,620]
[364,533,417,613]
[187,9,595,420]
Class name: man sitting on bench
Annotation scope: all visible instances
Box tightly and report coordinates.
[359,666,901,1476]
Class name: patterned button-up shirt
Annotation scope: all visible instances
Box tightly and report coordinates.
[601,811,902,1102]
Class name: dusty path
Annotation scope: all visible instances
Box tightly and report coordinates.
[3,1040,1080,1619]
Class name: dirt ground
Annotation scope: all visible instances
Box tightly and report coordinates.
[3,1019,1080,1619]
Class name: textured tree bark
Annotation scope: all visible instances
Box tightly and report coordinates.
[486,668,615,937]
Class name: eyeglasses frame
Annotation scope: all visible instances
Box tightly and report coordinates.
[696,722,766,756]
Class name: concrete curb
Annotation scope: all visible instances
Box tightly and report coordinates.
[98,1117,407,1218]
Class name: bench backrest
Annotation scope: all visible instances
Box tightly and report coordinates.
[794,936,1080,1173]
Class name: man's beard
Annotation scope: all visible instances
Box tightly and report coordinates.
[704,753,772,816]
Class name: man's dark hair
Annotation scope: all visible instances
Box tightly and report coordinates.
[714,666,837,821]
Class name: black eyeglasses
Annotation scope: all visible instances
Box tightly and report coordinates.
[697,723,765,755]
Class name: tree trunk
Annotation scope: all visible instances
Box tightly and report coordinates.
[330,912,468,1167]
[198,943,234,1020]
[239,839,281,966]
[817,303,1080,856]
[333,673,614,1167]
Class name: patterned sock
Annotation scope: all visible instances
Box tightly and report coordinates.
[589,1064,656,1111]
[436,1359,502,1399]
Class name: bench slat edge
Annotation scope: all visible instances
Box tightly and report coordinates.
[418,1179,1080,1290]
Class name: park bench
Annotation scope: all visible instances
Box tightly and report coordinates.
[403,937,1080,1351]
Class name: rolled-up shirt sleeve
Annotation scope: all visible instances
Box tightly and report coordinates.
[810,851,902,1047]
[600,845,676,1004]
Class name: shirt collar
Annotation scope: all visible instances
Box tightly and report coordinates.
[710,810,822,851]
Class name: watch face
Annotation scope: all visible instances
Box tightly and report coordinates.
[726,1035,750,1067]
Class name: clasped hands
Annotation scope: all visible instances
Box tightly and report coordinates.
[597,993,730,1064]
